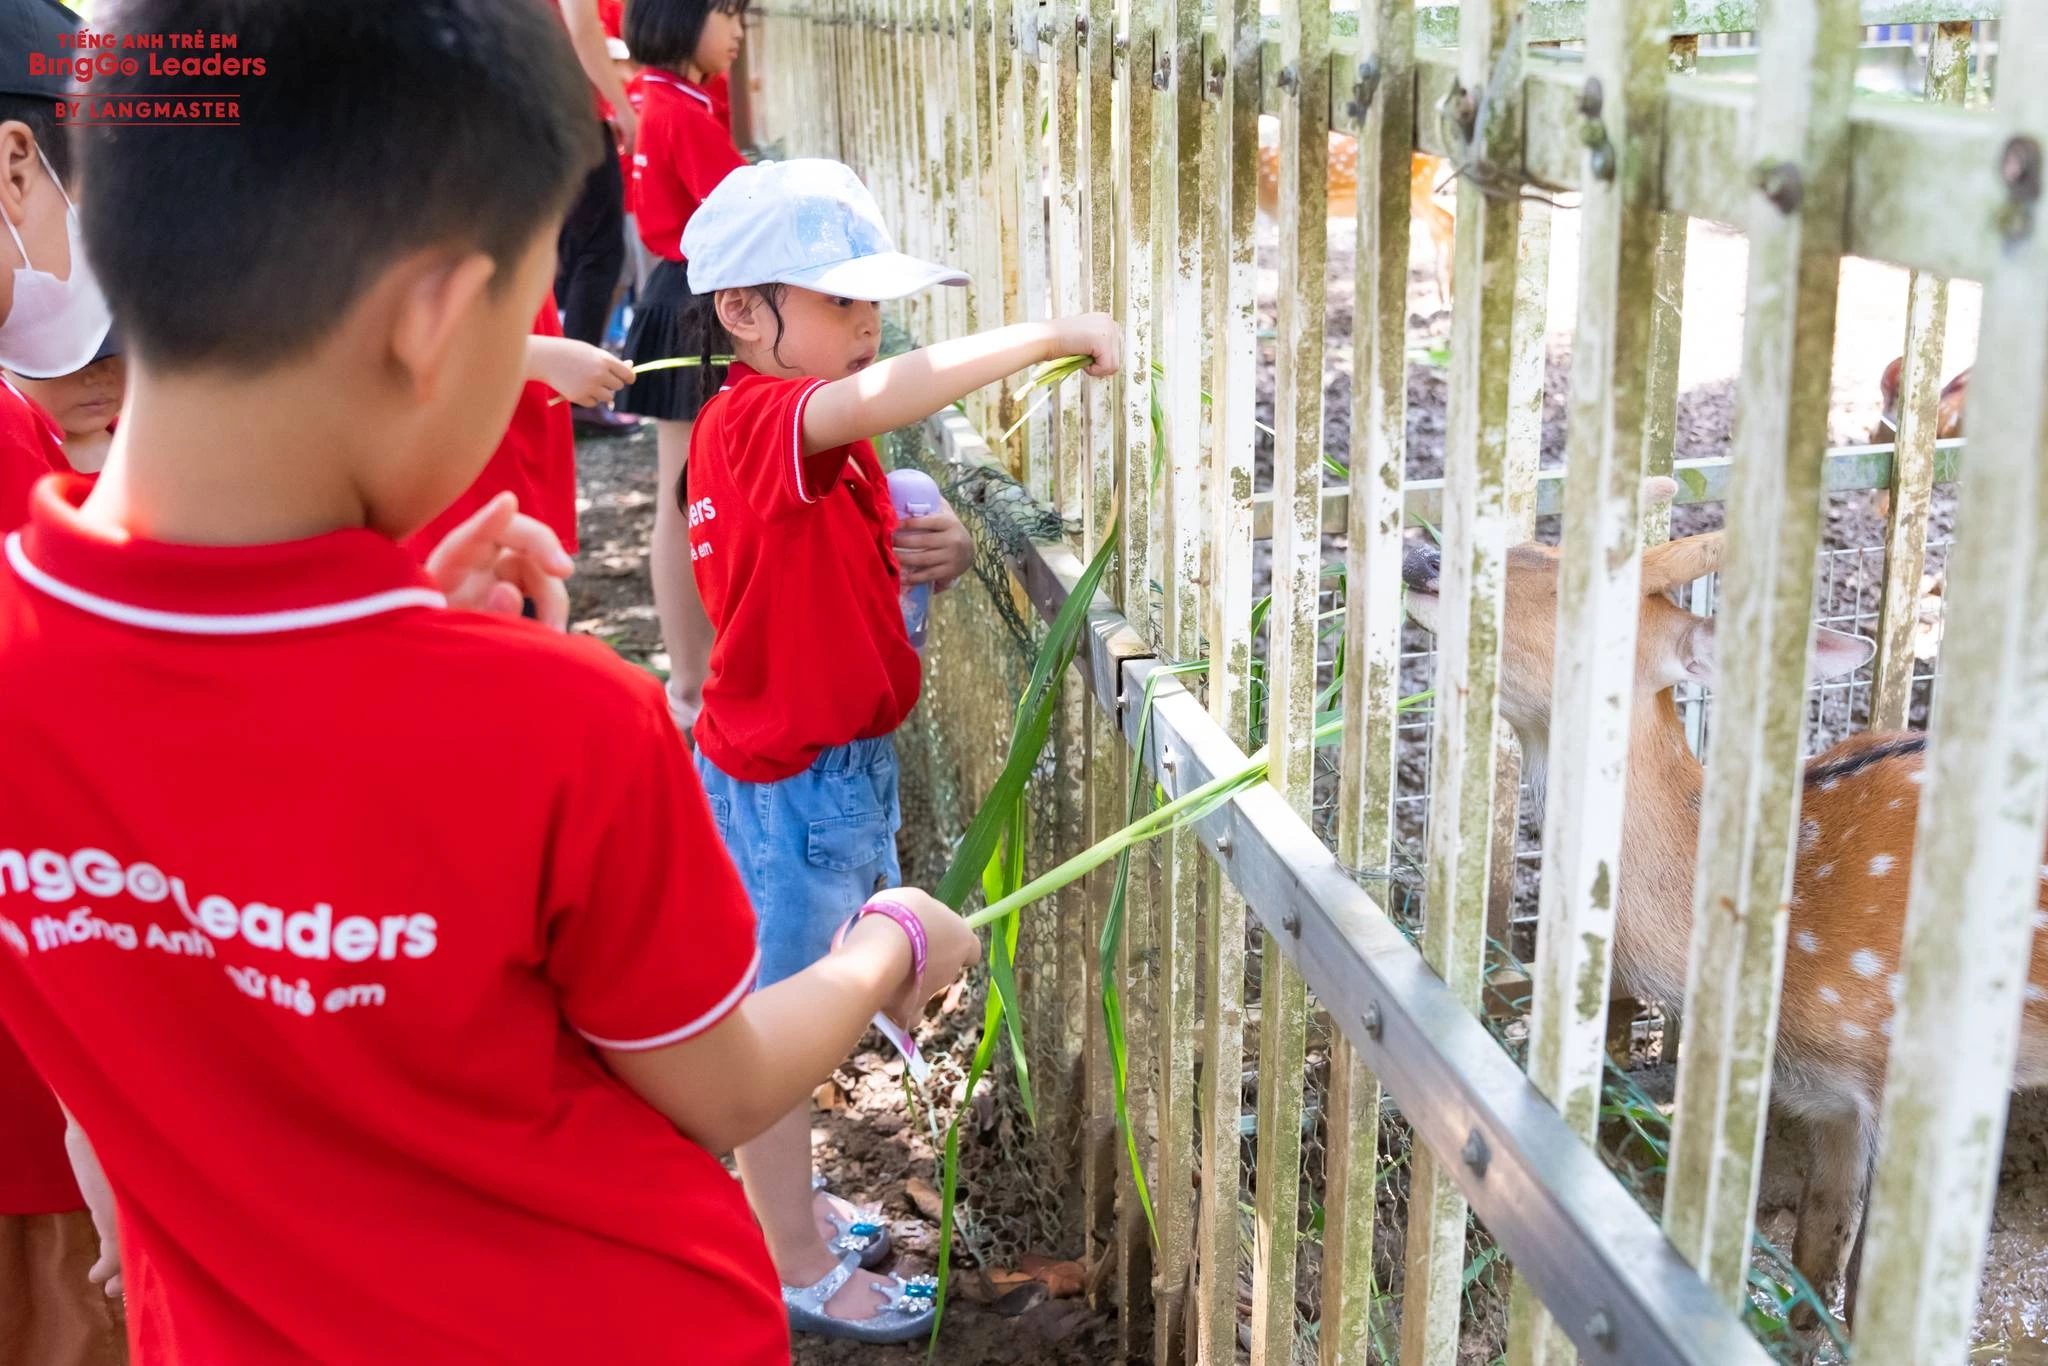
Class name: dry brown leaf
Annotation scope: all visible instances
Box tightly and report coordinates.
[1018,1254,1087,1299]
[904,1176,946,1223]
[812,1081,846,1111]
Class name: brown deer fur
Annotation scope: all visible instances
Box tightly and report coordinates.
[1402,505,2048,1330]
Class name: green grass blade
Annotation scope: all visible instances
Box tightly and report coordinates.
[928,984,1005,1353]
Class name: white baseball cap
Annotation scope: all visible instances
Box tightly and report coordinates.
[683,158,970,301]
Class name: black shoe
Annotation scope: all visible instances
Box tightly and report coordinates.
[572,405,644,437]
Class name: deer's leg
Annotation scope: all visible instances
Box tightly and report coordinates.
[1789,1102,1873,1333]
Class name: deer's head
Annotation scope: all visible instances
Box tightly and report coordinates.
[1400,480,1875,760]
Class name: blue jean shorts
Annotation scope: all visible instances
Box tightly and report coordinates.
[696,736,903,989]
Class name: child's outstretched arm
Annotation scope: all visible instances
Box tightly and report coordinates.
[800,314,1121,456]
[603,889,978,1155]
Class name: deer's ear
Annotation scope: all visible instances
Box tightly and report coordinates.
[1811,627,1875,681]
[1646,612,1718,692]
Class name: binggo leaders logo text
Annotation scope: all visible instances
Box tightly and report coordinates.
[0,846,438,965]
[29,26,265,126]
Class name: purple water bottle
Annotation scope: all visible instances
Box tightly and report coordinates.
[887,468,942,650]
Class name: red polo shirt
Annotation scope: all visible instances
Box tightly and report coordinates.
[403,299,579,561]
[630,69,743,261]
[688,366,921,782]
[0,478,780,1363]
[0,379,81,1218]
[0,377,70,533]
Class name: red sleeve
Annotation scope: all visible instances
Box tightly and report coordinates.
[711,375,858,520]
[544,686,759,1050]
[0,384,66,535]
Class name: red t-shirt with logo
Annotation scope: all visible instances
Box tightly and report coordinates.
[630,70,743,262]
[687,366,920,782]
[0,478,780,1363]
[403,299,579,561]
[0,380,82,1217]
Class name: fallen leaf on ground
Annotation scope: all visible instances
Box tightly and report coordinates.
[904,1176,946,1223]
[1018,1254,1087,1298]
[993,1281,1048,1317]
[813,1081,846,1111]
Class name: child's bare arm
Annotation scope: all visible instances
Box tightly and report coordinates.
[649,433,715,732]
[61,1109,122,1298]
[603,890,978,1154]
[800,315,1120,456]
[527,335,636,407]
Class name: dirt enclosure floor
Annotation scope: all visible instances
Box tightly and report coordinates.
[567,192,2045,1361]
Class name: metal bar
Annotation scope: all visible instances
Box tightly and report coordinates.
[979,508,1775,1366]
[1323,3,1415,1360]
[1247,439,1970,537]
[1870,19,1969,731]
[1196,0,1260,1352]
[1405,0,1524,1355]
[1663,0,1859,1303]
[1507,0,1672,1359]
[1856,8,2048,1358]
[1250,0,1327,1359]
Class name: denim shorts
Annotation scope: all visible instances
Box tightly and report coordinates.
[695,737,903,989]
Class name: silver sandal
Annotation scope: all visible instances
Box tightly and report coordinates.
[783,1252,939,1344]
[812,1173,892,1269]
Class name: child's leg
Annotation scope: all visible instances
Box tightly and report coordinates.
[706,740,912,1323]
[650,419,715,731]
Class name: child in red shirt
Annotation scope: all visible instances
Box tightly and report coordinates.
[677,159,1118,1341]
[0,5,979,1363]
[402,298,631,563]
[615,0,748,735]
[7,351,124,477]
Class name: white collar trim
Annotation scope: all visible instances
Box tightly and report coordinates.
[6,531,448,636]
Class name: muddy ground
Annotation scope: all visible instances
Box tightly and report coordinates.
[566,193,2037,1361]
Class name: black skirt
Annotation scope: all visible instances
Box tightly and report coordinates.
[616,257,721,421]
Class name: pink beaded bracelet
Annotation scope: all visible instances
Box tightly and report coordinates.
[852,898,927,984]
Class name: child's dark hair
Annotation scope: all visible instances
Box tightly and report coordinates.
[0,97,71,186]
[674,283,785,514]
[77,0,603,374]
[626,0,753,73]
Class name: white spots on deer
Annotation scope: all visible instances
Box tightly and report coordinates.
[1821,778,1841,792]
[2028,983,2048,1006]
[1841,1020,1869,1040]
[1888,797,1903,810]
[1910,769,1926,785]
[1851,948,1885,978]
[1817,985,1842,1006]
[1869,854,1895,878]
[1880,1018,1896,1039]
[1817,864,1835,881]
[1888,973,1905,1003]
[1800,820,1821,851]
[2033,909,2048,932]
[1794,930,1820,955]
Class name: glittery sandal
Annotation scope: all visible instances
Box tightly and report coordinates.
[812,1173,891,1270]
[783,1253,939,1344]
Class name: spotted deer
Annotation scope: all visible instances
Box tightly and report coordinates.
[1400,485,2048,1328]
[1254,126,1457,304]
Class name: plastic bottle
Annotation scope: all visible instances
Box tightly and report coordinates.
[887,468,943,650]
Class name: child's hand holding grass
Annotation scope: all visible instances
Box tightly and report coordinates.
[1050,311,1122,378]
[528,334,636,408]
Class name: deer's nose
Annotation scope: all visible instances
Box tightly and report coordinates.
[1403,541,1441,594]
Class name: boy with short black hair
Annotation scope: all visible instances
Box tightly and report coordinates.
[0,3,978,1362]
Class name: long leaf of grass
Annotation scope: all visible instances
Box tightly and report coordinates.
[982,801,1035,1124]
[928,982,1005,1353]
[931,521,1119,909]
[545,354,736,406]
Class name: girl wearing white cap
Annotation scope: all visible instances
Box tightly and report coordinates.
[675,157,1118,1342]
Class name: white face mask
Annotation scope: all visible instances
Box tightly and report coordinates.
[0,149,113,380]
